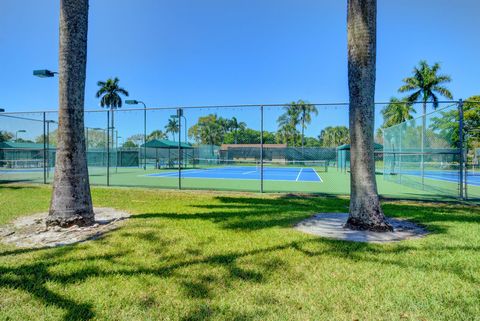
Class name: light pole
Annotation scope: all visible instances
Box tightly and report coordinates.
[170,113,187,144]
[15,130,26,141]
[125,99,147,170]
[33,69,58,78]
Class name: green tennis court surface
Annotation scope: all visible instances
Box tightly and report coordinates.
[2,165,479,201]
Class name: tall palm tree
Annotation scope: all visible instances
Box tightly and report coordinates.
[47,0,94,227]
[398,61,452,183]
[229,117,246,144]
[381,97,416,128]
[277,105,301,146]
[165,118,179,141]
[295,100,318,150]
[95,77,129,150]
[346,0,391,231]
[96,77,129,109]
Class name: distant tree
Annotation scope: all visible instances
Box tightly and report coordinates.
[296,100,318,149]
[146,130,167,141]
[95,77,129,148]
[429,95,480,150]
[0,131,14,142]
[165,118,179,141]
[381,97,416,128]
[319,126,350,147]
[188,114,224,146]
[304,136,320,147]
[36,129,59,146]
[275,124,299,146]
[122,140,137,148]
[127,133,146,146]
[277,104,301,146]
[229,117,247,144]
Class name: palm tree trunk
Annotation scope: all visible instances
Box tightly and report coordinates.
[301,113,305,157]
[47,0,94,227]
[345,0,391,231]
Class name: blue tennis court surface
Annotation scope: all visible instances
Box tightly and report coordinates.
[400,170,480,186]
[147,166,323,182]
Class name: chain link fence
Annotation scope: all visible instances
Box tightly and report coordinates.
[1,101,478,201]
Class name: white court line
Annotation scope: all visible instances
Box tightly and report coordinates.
[242,170,257,175]
[295,168,303,181]
[312,168,323,182]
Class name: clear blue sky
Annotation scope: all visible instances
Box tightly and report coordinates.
[0,0,479,141]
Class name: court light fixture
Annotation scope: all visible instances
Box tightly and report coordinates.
[33,69,58,78]
[0,108,5,112]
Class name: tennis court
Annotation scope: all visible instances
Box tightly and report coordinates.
[399,170,480,186]
[146,164,323,182]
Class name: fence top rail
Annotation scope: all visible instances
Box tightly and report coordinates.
[1,100,477,116]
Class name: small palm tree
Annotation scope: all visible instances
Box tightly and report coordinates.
[381,97,416,128]
[165,118,179,141]
[229,117,246,144]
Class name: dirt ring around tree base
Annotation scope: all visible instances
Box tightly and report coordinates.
[0,208,130,248]
[295,213,428,243]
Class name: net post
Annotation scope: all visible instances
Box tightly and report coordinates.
[178,107,182,190]
[260,105,264,193]
[458,99,464,200]
[43,112,47,184]
[107,110,110,186]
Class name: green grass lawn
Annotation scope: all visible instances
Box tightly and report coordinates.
[1,184,480,320]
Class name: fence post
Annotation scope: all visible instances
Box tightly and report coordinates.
[178,107,182,190]
[260,105,264,193]
[458,99,464,200]
[43,112,47,184]
[107,110,110,186]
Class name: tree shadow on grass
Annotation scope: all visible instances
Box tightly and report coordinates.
[1,194,479,320]
[131,194,474,234]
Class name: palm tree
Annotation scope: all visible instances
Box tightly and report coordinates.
[381,97,416,128]
[398,60,453,184]
[319,126,349,147]
[277,105,301,146]
[165,118,179,141]
[95,77,129,150]
[295,100,318,150]
[346,0,391,231]
[229,117,246,144]
[47,0,94,227]
[96,77,129,109]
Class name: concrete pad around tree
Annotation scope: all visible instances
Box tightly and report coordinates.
[0,208,130,248]
[294,213,428,243]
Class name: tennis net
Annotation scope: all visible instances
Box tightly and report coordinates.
[192,158,328,172]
